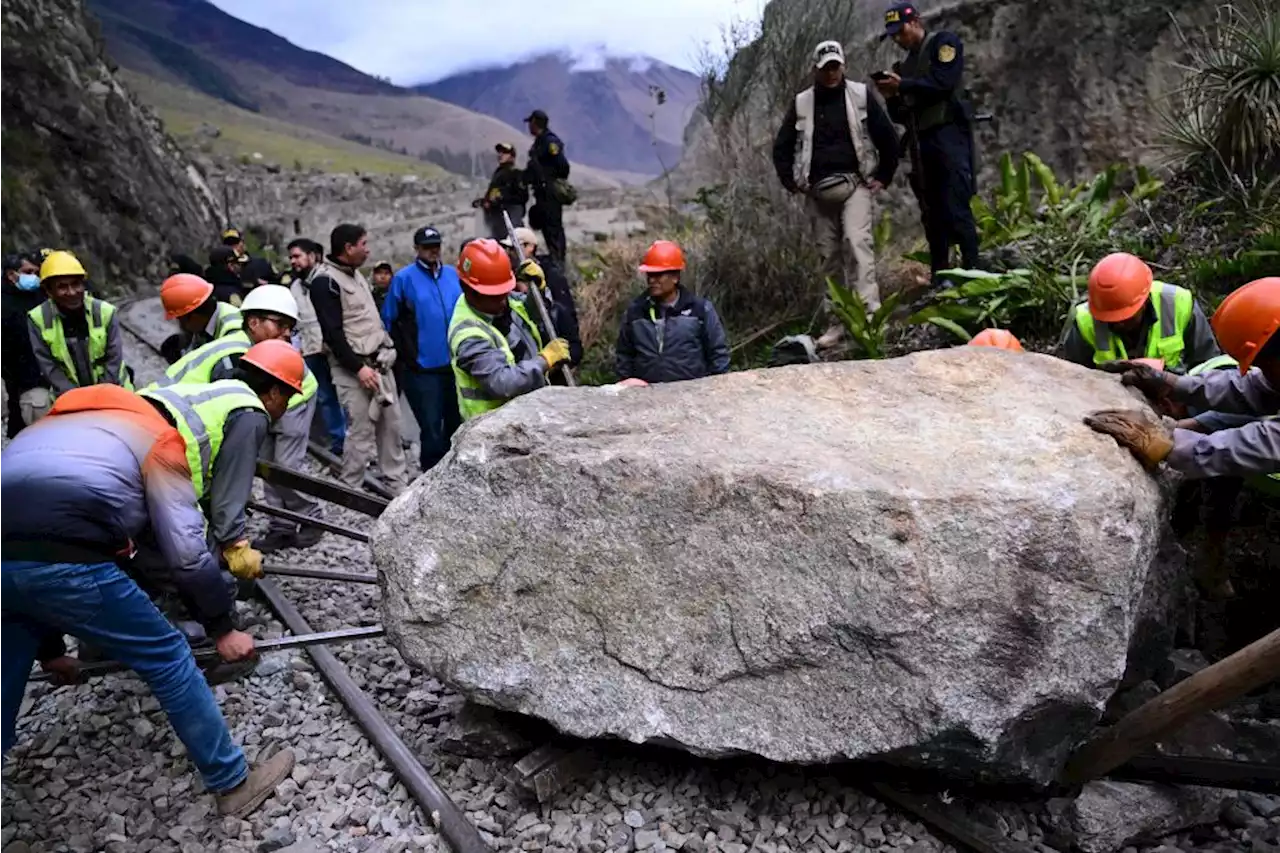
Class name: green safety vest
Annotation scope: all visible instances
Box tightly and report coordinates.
[139,380,266,500]
[152,329,316,410]
[212,303,244,339]
[1187,354,1239,376]
[448,297,542,421]
[1075,282,1194,369]
[28,296,133,390]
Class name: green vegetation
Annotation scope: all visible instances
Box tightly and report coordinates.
[124,72,444,178]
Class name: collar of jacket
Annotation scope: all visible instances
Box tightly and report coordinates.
[416,258,442,277]
[324,255,357,275]
[647,287,691,315]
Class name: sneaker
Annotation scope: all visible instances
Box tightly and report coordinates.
[216,749,296,819]
[293,525,324,549]
[256,529,298,555]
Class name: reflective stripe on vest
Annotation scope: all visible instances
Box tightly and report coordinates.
[448,298,542,421]
[153,329,315,410]
[1187,354,1239,376]
[792,80,878,191]
[213,303,244,339]
[139,381,265,500]
[154,331,252,388]
[28,296,131,389]
[1075,282,1194,369]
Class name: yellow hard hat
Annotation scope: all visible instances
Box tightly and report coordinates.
[39,250,87,281]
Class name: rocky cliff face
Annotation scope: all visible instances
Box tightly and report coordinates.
[680,0,1213,191]
[1,0,217,290]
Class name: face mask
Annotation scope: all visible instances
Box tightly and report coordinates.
[16,273,39,291]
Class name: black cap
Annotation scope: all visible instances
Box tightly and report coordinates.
[523,109,549,125]
[882,2,920,37]
[3,254,22,272]
[209,246,237,265]
[413,226,442,246]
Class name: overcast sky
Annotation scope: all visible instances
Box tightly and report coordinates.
[210,0,763,85]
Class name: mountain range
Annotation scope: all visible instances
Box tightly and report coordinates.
[86,0,700,180]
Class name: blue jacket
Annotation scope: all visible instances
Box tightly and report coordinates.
[615,288,731,384]
[382,261,463,370]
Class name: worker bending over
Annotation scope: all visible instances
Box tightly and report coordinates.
[1059,252,1219,372]
[139,340,306,584]
[27,251,131,394]
[159,273,244,363]
[153,285,322,553]
[1,384,294,818]
[1086,277,1279,478]
[449,239,571,420]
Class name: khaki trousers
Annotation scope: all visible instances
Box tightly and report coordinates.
[331,365,408,494]
[262,396,320,532]
[807,184,879,312]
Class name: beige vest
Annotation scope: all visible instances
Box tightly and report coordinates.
[318,260,389,358]
[792,80,878,191]
[290,269,324,357]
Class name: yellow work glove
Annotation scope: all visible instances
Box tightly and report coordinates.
[223,540,264,580]
[516,259,546,291]
[1083,410,1175,471]
[538,338,571,370]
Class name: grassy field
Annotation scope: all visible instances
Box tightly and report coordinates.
[123,71,446,178]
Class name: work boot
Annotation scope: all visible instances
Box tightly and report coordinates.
[815,324,846,350]
[293,525,324,549]
[256,529,298,555]
[216,749,296,819]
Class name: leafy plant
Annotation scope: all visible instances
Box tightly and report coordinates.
[1160,1,1280,179]
[827,279,904,359]
[908,267,1087,342]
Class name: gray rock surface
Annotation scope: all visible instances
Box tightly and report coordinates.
[1,0,217,289]
[1047,782,1227,853]
[375,349,1176,782]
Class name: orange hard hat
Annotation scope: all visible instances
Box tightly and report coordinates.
[1211,277,1280,373]
[160,273,215,319]
[1087,253,1154,323]
[968,328,1024,351]
[457,239,515,296]
[638,240,686,273]
[240,339,305,393]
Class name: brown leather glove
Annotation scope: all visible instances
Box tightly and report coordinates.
[1084,409,1175,471]
[1098,360,1178,401]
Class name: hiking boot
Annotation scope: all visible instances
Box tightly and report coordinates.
[815,324,847,350]
[293,525,324,549]
[203,658,258,686]
[256,529,298,555]
[216,748,296,819]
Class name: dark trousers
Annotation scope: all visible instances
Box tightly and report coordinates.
[537,197,567,267]
[401,368,461,471]
[919,124,979,281]
[4,384,22,440]
[485,205,525,241]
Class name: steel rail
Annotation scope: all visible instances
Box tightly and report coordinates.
[247,501,371,543]
[257,580,490,853]
[266,563,379,584]
[256,459,389,518]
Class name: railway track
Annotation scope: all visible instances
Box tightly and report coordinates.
[7,296,1265,853]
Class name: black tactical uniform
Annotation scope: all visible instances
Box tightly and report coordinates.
[885,21,980,282]
[524,113,571,266]
[482,161,528,239]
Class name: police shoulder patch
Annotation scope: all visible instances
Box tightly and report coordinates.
[548,142,560,155]
[937,43,956,63]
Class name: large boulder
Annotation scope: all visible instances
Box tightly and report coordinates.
[374,349,1176,783]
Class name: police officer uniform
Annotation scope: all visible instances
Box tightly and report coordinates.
[523,109,571,266]
[880,2,979,283]
[480,142,528,239]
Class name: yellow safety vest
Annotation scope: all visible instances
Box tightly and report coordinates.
[212,303,244,339]
[139,380,266,500]
[28,296,132,390]
[151,330,316,409]
[448,297,542,421]
[1075,282,1194,369]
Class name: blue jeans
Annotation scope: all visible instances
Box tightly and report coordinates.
[2,560,247,792]
[305,354,347,453]
[401,369,461,471]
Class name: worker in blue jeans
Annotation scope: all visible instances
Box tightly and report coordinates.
[1,385,293,818]
[382,226,463,470]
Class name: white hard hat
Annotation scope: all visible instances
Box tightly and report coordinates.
[239,284,298,322]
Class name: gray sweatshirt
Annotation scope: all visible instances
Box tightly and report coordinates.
[208,408,269,546]
[453,307,548,402]
[1168,370,1279,478]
